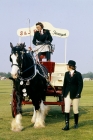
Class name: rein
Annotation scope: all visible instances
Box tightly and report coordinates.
[33,43,46,52]
[22,63,36,74]
[33,43,51,57]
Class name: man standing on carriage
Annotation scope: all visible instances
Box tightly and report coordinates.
[32,22,53,61]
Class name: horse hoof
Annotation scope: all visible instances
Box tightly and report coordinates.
[11,126,23,132]
[34,124,45,128]
[31,119,35,124]
[34,121,45,128]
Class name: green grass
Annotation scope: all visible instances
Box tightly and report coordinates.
[0,80,93,140]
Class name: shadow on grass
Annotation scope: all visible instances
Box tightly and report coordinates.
[22,107,33,116]
[79,106,93,115]
[21,106,64,127]
[70,119,93,129]
[19,105,92,131]
[80,119,93,127]
[22,124,34,131]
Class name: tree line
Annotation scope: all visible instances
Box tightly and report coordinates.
[0,72,11,78]
[82,72,93,79]
[0,72,93,79]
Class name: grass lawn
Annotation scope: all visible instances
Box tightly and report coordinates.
[0,80,93,140]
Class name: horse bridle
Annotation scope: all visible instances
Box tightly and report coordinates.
[15,50,37,80]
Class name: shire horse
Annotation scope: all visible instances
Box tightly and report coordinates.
[10,42,49,131]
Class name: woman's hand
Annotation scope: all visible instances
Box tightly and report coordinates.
[45,40,51,45]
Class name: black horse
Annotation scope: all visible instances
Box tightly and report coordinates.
[10,42,49,131]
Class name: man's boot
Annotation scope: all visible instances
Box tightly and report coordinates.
[74,113,79,129]
[62,113,69,130]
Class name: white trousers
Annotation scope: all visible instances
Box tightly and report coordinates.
[64,93,80,114]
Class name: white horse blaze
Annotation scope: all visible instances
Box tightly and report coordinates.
[10,54,19,76]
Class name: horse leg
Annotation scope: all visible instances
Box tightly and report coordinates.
[11,92,23,132]
[34,110,45,128]
[40,100,50,117]
[32,99,45,128]
[40,100,50,122]
[31,107,36,123]
[34,101,50,128]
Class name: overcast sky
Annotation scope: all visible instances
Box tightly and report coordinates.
[0,0,93,74]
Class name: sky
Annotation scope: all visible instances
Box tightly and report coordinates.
[0,0,93,74]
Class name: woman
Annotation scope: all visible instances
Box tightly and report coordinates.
[62,60,83,130]
[32,22,53,61]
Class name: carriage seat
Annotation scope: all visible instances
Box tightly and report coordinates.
[39,52,49,62]
[40,61,55,73]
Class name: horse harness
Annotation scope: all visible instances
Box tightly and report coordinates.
[10,49,48,81]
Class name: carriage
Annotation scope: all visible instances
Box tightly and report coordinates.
[9,22,69,131]
[10,61,67,118]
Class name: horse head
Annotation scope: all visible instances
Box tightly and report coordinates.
[10,42,26,79]
[10,42,36,80]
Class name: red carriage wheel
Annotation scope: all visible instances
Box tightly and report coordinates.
[11,89,17,118]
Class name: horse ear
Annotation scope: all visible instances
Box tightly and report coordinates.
[23,42,26,47]
[10,42,13,48]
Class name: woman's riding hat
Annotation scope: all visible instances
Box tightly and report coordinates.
[67,60,76,68]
